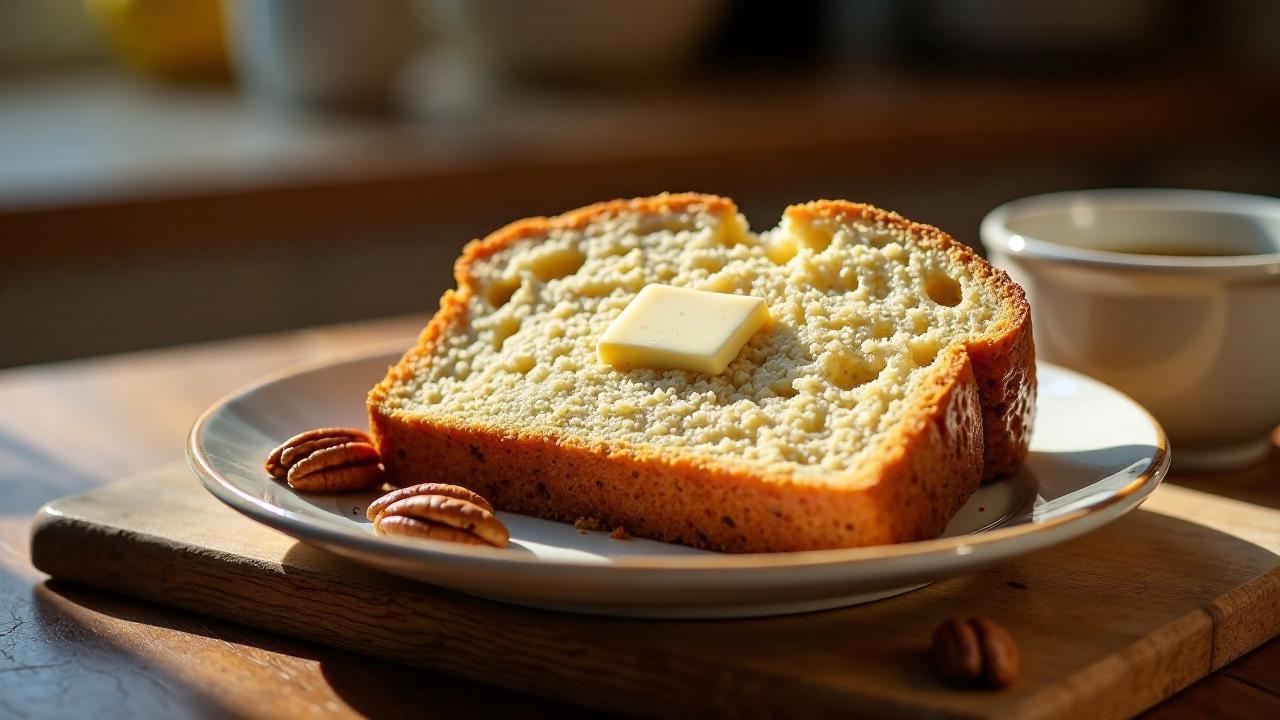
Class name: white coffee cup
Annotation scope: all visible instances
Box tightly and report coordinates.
[983,189,1280,472]
[226,0,416,111]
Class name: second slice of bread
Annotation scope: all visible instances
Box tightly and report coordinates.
[369,194,1034,553]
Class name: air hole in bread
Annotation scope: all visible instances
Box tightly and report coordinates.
[485,277,520,308]
[825,350,886,391]
[491,315,521,351]
[867,232,894,248]
[838,268,860,293]
[688,253,725,273]
[713,219,752,247]
[794,225,833,252]
[523,245,586,283]
[598,242,636,258]
[764,234,798,265]
[925,273,962,307]
[910,338,940,367]
[769,379,799,399]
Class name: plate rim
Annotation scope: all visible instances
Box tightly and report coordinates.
[188,346,1169,573]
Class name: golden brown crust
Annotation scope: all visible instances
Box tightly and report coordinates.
[367,193,1034,552]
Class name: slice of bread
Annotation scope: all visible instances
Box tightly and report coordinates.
[368,194,1034,553]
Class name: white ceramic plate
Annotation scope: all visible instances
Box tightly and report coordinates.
[189,347,1169,618]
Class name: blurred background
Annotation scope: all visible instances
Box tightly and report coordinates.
[1,0,1277,368]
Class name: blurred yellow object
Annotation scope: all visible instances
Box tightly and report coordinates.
[85,0,229,80]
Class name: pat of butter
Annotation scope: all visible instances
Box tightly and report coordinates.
[598,284,771,375]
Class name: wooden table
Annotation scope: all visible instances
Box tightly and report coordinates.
[1,316,1276,719]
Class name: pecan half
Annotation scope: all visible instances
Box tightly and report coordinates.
[265,427,382,492]
[367,482,494,518]
[931,616,1020,689]
[368,483,508,548]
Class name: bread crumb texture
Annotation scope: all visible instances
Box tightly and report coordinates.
[378,196,1008,480]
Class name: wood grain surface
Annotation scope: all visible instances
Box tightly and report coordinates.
[1,316,1278,718]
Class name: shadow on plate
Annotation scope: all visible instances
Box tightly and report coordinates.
[1022,443,1163,519]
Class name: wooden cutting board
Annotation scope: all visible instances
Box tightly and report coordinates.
[29,464,1280,719]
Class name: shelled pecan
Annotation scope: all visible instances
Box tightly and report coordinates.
[265,427,383,492]
[930,616,1020,689]
[367,483,509,548]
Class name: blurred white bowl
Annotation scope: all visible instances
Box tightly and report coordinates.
[228,0,417,110]
[431,0,726,81]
